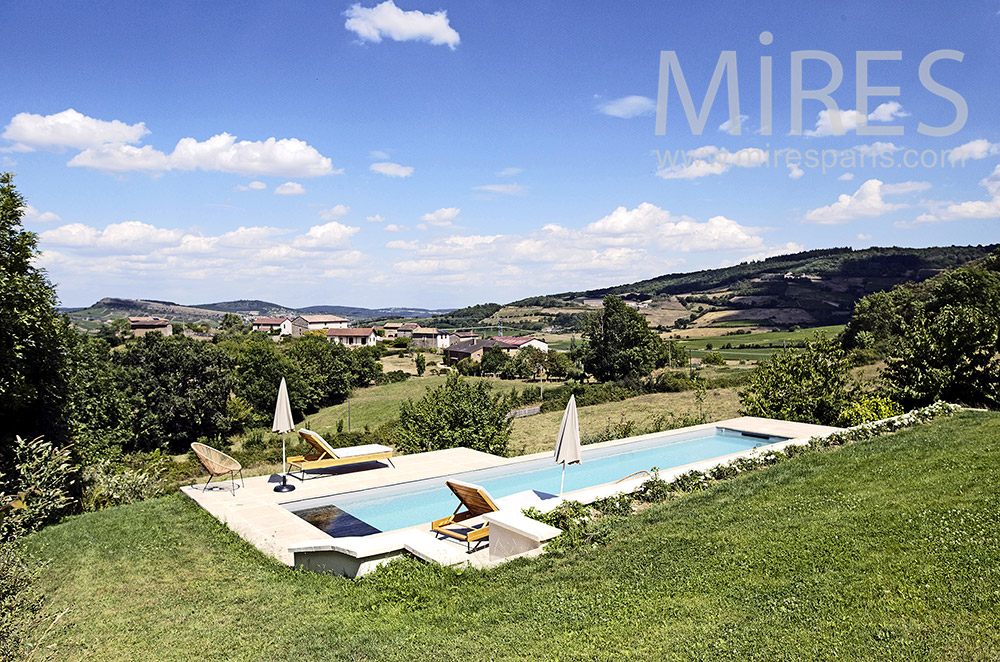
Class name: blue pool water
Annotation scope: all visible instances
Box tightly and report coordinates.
[288,427,785,536]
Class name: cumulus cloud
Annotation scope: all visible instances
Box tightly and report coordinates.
[804,179,912,224]
[419,207,460,226]
[788,164,804,180]
[292,221,360,248]
[370,161,414,177]
[473,183,526,195]
[2,108,148,151]
[19,204,61,223]
[900,164,1000,225]
[837,172,855,181]
[947,138,1000,165]
[384,223,406,232]
[275,182,306,195]
[366,214,386,223]
[853,141,902,155]
[344,1,460,49]
[655,146,768,179]
[235,181,267,192]
[40,221,184,249]
[596,95,656,119]
[805,102,909,137]
[5,109,340,178]
[320,204,350,219]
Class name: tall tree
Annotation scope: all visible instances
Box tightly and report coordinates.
[581,295,662,382]
[0,173,72,456]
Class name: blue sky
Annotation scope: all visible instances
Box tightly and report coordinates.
[3,1,999,308]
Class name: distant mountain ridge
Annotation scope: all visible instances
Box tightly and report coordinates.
[66,297,453,323]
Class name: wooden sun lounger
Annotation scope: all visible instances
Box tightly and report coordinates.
[431,480,500,552]
[287,429,394,481]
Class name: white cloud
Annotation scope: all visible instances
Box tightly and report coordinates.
[369,149,390,160]
[40,221,184,249]
[2,109,148,151]
[805,103,908,137]
[857,233,872,240]
[900,164,1000,225]
[344,1,460,49]
[4,109,339,177]
[320,204,350,219]
[384,223,406,232]
[853,142,902,155]
[292,221,359,249]
[473,183,526,195]
[596,95,656,119]
[394,258,473,274]
[365,214,386,223]
[803,179,908,224]
[881,181,931,195]
[370,161,414,178]
[419,207,460,226]
[274,182,306,196]
[497,167,523,177]
[739,242,806,263]
[235,181,267,192]
[655,146,768,179]
[837,172,855,181]
[386,239,419,249]
[67,132,338,177]
[947,139,1000,165]
[68,143,171,172]
[718,114,750,133]
[788,163,804,180]
[867,101,909,123]
[19,204,61,223]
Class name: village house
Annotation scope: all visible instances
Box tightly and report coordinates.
[128,316,172,337]
[325,327,378,347]
[251,316,294,335]
[448,330,478,345]
[381,322,402,339]
[395,322,419,338]
[411,327,450,350]
[445,337,518,365]
[492,336,549,353]
[291,314,349,337]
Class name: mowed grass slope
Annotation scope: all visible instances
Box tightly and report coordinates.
[25,411,1000,660]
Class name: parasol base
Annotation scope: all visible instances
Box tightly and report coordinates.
[273,475,296,493]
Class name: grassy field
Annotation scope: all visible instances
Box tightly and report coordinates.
[676,324,846,362]
[23,411,1000,660]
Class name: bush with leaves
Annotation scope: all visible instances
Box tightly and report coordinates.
[701,351,726,366]
[396,373,512,455]
[0,435,77,539]
[739,334,855,425]
[836,393,904,427]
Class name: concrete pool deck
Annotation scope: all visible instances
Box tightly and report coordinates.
[182,417,840,575]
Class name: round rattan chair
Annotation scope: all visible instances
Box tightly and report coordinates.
[191,442,244,495]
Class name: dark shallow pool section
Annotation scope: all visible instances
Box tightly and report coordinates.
[288,426,788,537]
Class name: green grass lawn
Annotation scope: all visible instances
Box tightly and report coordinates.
[24,411,1000,660]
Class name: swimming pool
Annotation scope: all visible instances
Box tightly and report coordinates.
[287,426,787,537]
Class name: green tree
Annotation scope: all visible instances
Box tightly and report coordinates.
[414,352,426,377]
[581,295,662,382]
[221,334,300,421]
[701,351,726,366]
[282,334,352,409]
[219,313,245,333]
[115,334,234,452]
[0,173,72,456]
[739,334,855,425]
[397,373,513,455]
[479,346,509,376]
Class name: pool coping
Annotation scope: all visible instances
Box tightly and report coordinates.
[181,417,840,575]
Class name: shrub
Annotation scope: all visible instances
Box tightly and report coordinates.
[701,351,726,366]
[836,394,904,427]
[0,435,77,538]
[81,458,163,511]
